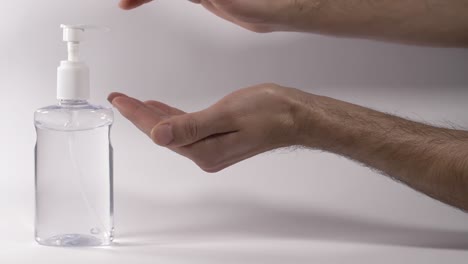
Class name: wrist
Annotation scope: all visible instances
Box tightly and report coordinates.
[281,87,326,148]
[290,91,351,151]
[297,95,325,149]
[277,0,323,32]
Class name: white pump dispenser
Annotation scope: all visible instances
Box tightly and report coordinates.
[57,25,90,100]
[57,25,107,100]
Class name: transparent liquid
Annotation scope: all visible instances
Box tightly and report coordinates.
[35,101,113,247]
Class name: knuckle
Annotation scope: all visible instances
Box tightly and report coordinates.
[257,83,281,91]
[258,83,283,98]
[128,104,146,119]
[183,116,199,141]
[145,100,171,114]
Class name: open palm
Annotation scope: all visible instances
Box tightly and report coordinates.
[109,84,302,172]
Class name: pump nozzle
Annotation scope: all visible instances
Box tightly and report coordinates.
[57,24,108,100]
[60,24,109,62]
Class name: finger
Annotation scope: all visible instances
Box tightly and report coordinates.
[144,100,185,116]
[150,108,238,147]
[112,95,166,136]
[108,92,127,103]
[119,0,153,10]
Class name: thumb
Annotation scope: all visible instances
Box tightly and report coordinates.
[119,0,153,10]
[151,109,235,147]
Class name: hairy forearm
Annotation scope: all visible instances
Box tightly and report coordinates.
[295,92,468,210]
[288,0,468,46]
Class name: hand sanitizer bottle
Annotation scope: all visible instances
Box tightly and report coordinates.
[34,25,114,247]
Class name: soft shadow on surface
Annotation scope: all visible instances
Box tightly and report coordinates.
[114,192,468,250]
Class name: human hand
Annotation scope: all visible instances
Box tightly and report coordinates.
[109,83,308,172]
[119,0,320,33]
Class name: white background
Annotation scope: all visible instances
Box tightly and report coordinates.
[1,0,468,263]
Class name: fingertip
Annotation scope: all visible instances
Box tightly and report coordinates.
[108,92,128,104]
[119,0,152,10]
[111,96,129,110]
[112,94,143,111]
[118,0,132,10]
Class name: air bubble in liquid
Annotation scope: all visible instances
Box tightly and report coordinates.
[90,228,101,235]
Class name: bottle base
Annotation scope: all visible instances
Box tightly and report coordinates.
[36,234,111,247]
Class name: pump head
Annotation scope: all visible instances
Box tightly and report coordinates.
[57,24,108,100]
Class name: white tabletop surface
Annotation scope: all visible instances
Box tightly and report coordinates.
[2,189,468,264]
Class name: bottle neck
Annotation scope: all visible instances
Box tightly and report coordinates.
[58,99,88,106]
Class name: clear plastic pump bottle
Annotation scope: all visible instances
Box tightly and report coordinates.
[34,25,114,247]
